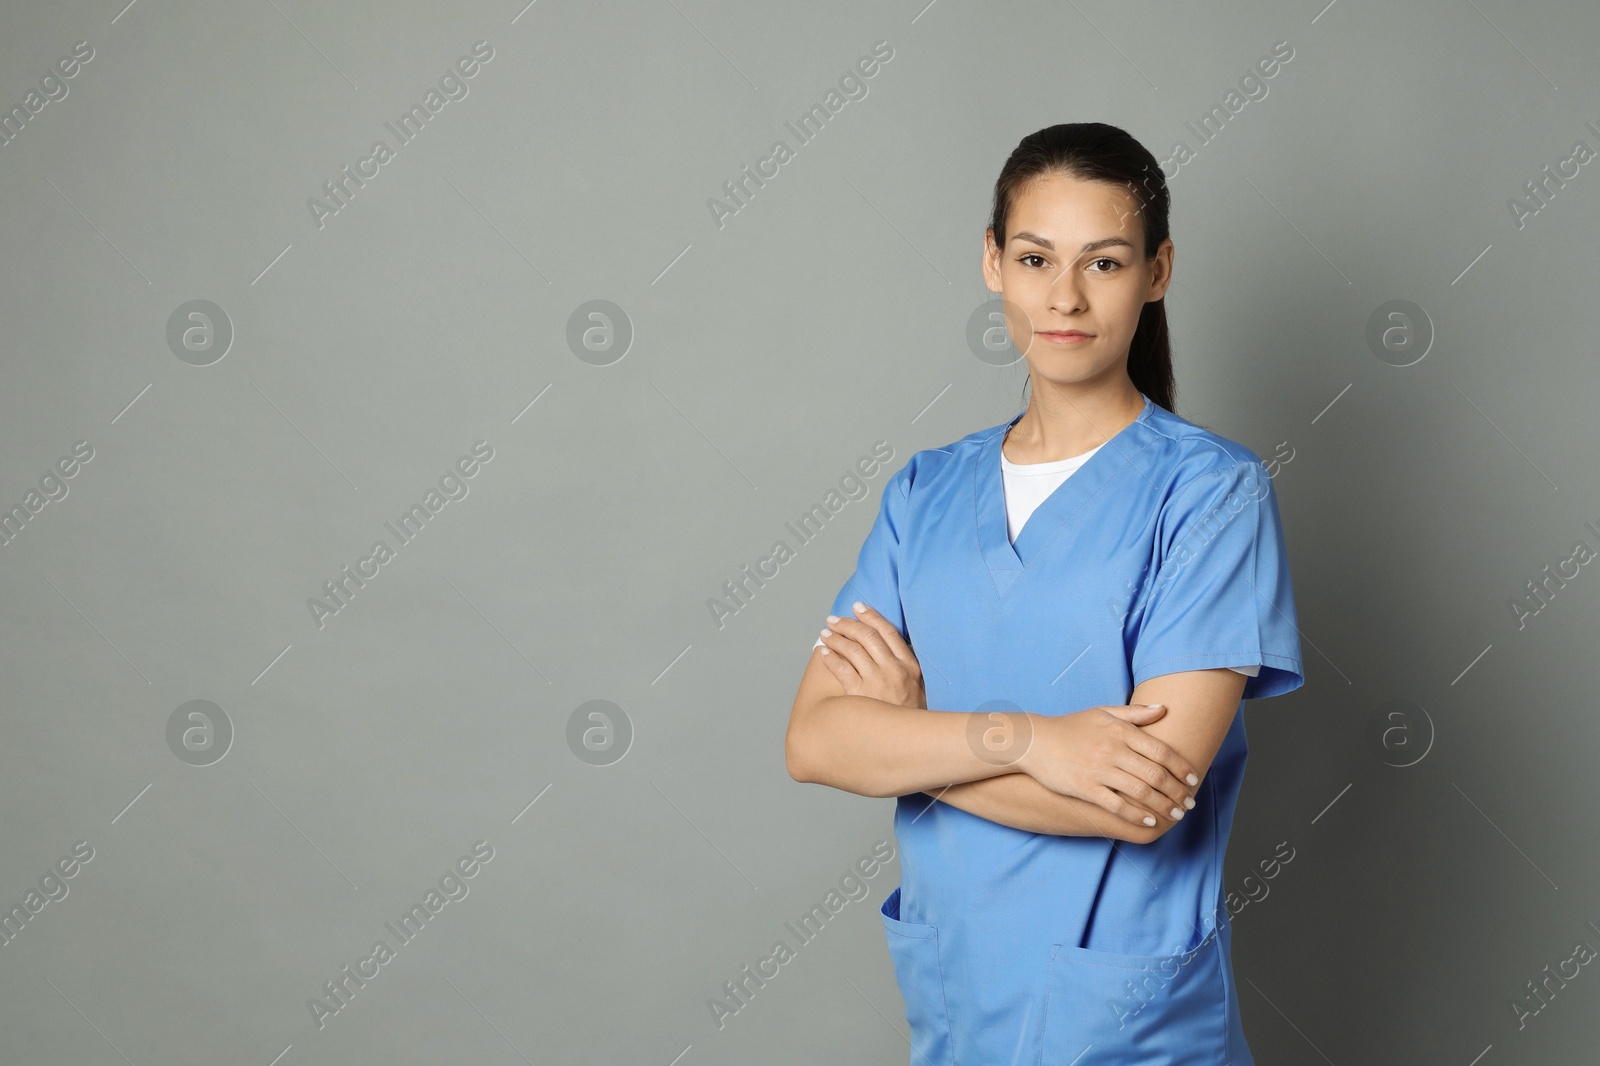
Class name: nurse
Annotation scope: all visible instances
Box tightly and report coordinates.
[785,122,1305,1065]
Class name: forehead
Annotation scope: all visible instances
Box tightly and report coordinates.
[1007,172,1143,243]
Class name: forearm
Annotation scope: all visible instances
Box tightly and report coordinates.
[788,695,1018,798]
[923,774,1157,843]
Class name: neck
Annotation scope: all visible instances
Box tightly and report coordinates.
[1004,380,1145,463]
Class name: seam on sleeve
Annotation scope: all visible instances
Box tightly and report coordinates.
[1134,651,1303,670]
[1134,651,1272,669]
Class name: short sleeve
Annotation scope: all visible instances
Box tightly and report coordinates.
[1130,459,1305,700]
[822,465,911,643]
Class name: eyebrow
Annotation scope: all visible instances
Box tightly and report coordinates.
[1010,232,1134,254]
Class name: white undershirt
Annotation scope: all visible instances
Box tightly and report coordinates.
[813,445,1262,679]
[1000,443,1103,543]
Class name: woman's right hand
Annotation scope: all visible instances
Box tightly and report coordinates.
[1014,705,1200,831]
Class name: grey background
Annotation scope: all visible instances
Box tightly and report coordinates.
[1,0,1597,1062]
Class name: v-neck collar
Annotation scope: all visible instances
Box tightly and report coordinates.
[975,393,1155,583]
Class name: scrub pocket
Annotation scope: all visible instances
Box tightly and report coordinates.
[1037,928,1228,1066]
[879,886,955,1066]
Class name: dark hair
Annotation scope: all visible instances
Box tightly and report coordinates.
[988,122,1177,414]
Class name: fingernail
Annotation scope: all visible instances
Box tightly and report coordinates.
[1183,796,1195,810]
[1186,773,1198,786]
[1170,807,1183,820]
[820,628,831,637]
[1142,815,1155,826]
[852,601,866,613]
[825,615,840,624]
[1146,703,1164,709]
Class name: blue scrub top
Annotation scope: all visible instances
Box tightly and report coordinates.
[827,394,1305,1065]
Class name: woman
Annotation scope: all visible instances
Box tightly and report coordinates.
[785,122,1305,1065]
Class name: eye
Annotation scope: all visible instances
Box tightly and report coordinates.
[1017,253,1049,269]
[1087,257,1121,273]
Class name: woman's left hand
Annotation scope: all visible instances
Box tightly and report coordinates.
[817,602,926,710]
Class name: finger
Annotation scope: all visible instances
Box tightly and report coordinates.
[827,610,895,663]
[816,635,863,686]
[1118,743,1198,809]
[819,627,876,678]
[846,602,917,667]
[1103,767,1181,824]
[827,611,899,669]
[1121,728,1200,791]
[1104,703,1166,723]
[1065,789,1140,839]
[1087,783,1163,832]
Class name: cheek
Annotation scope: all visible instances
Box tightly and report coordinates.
[999,263,1045,291]
[1101,281,1151,322]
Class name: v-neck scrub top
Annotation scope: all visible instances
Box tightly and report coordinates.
[824,394,1305,1066]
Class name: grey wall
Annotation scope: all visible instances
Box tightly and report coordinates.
[2,0,1597,1062]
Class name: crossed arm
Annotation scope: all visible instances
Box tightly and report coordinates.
[785,605,1247,844]
[919,668,1247,842]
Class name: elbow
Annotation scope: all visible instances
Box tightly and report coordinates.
[785,734,814,783]
[785,709,887,796]
[786,695,836,786]
[785,711,819,784]
[785,697,899,798]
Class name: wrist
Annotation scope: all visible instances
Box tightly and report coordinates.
[964,707,1036,780]
[1011,711,1040,778]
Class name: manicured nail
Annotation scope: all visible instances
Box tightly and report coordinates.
[826,615,840,624]
[1170,807,1183,820]
[820,628,831,637]
[1183,796,1195,810]
[852,601,866,613]
[1142,815,1155,826]
[1186,774,1198,786]
[1146,703,1164,709]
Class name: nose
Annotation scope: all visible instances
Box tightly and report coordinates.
[1047,269,1086,313]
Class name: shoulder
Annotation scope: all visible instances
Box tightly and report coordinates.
[1134,402,1269,503]
[882,418,1006,499]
